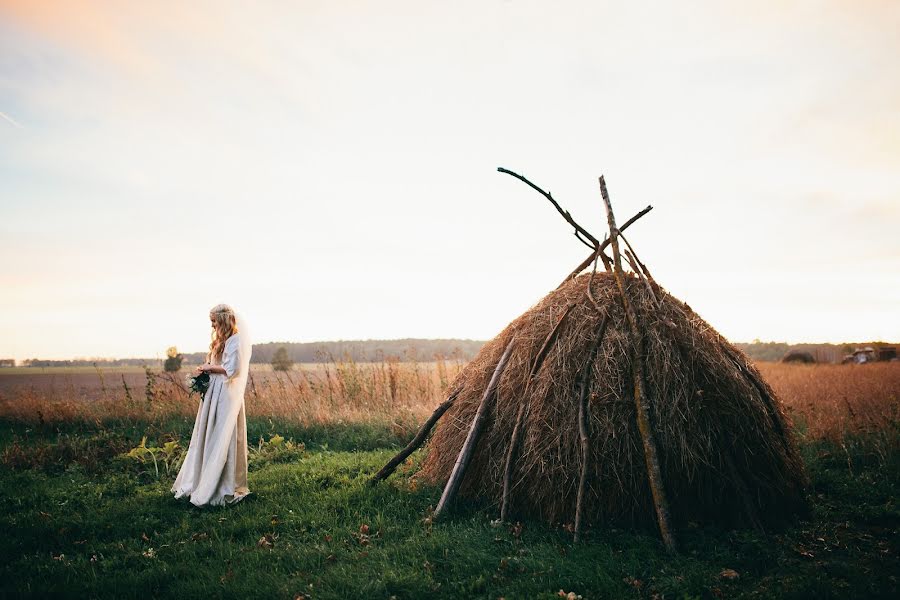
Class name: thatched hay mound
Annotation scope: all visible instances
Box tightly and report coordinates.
[419,272,808,529]
[782,350,816,364]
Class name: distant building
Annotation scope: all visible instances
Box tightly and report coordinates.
[0,359,15,367]
[878,347,897,361]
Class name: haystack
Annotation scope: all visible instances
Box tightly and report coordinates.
[782,350,816,364]
[371,170,807,548]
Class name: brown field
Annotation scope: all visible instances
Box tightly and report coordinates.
[0,359,466,428]
[1,359,897,450]
[759,361,900,460]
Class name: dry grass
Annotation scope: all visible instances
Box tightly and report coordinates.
[1,321,896,471]
[0,357,464,429]
[759,361,900,464]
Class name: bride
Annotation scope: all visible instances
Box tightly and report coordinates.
[172,304,252,506]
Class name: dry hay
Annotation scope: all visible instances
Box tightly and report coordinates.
[782,350,816,364]
[418,271,808,530]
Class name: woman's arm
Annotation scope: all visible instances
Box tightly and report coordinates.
[195,363,228,375]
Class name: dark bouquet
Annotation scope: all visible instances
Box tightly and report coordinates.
[187,372,210,399]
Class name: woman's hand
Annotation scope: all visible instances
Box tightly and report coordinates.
[195,363,227,376]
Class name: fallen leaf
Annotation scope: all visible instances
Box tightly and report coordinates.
[720,568,740,580]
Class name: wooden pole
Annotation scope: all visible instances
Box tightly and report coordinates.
[599,175,677,552]
[369,389,460,485]
[574,313,610,542]
[558,205,654,288]
[499,305,575,521]
[434,338,516,519]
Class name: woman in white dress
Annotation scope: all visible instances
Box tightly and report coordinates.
[172,304,252,506]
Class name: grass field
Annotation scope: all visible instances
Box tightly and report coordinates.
[1,418,898,599]
[1,361,898,598]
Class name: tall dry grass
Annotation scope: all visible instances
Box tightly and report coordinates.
[1,358,896,456]
[0,356,464,429]
[758,362,900,464]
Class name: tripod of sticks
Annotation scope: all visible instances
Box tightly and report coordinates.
[369,168,676,551]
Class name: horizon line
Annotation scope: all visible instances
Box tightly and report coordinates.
[5,337,898,363]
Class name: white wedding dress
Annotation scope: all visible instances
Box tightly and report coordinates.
[172,332,251,506]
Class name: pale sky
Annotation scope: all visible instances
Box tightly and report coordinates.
[1,0,898,360]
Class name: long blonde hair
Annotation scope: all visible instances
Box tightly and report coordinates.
[208,304,238,362]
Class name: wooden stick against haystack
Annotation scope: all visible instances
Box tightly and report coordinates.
[574,312,610,543]
[369,390,461,485]
[620,232,660,306]
[434,338,516,519]
[559,205,654,288]
[494,166,653,286]
[499,304,576,522]
[599,175,677,552]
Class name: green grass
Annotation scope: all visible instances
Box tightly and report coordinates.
[1,419,897,599]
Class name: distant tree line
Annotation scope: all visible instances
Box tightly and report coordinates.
[233,339,486,364]
[21,339,894,367]
[20,358,165,368]
[735,341,896,363]
[173,339,483,365]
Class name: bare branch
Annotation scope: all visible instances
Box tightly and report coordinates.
[600,175,676,552]
[558,204,653,288]
[500,305,575,521]
[498,167,600,247]
[574,230,599,251]
[369,390,460,485]
[574,312,610,542]
[435,338,516,519]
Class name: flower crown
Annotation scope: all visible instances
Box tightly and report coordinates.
[209,304,235,317]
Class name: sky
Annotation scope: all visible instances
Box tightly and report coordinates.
[1,0,898,361]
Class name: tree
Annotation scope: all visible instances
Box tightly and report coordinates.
[271,346,293,372]
[164,346,184,372]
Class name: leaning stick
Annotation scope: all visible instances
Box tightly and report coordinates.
[558,205,654,288]
[621,232,660,306]
[574,313,610,542]
[497,167,601,249]
[624,248,659,306]
[369,389,460,485]
[619,232,654,282]
[600,176,676,552]
[434,338,516,519]
[499,305,575,521]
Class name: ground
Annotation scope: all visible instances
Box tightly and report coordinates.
[1,419,897,599]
